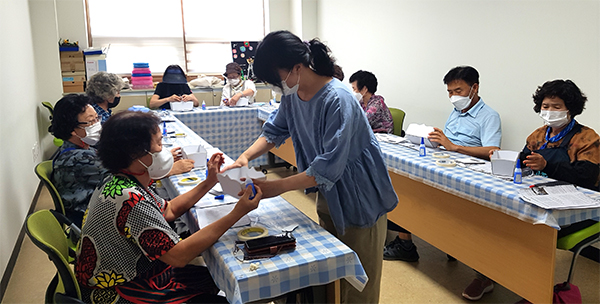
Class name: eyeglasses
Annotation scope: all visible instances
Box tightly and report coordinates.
[77,116,100,127]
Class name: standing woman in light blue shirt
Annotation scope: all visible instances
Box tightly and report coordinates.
[222,30,398,303]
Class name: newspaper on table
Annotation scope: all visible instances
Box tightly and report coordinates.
[518,184,600,210]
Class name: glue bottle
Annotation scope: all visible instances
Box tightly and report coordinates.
[513,160,522,184]
[245,178,257,199]
[201,100,206,110]
[419,137,426,157]
[162,121,167,137]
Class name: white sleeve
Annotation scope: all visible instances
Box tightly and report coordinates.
[220,84,231,106]
[245,80,257,104]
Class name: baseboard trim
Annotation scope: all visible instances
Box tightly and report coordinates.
[0,182,43,302]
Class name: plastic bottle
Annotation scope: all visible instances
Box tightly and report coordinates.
[162,121,167,137]
[419,137,426,157]
[201,100,206,110]
[245,178,257,199]
[513,160,522,184]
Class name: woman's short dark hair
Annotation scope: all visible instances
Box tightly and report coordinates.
[443,66,479,87]
[97,111,161,173]
[349,70,378,94]
[254,30,336,89]
[50,94,92,140]
[532,79,587,117]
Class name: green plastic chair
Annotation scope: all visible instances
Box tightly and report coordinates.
[556,221,600,283]
[41,101,64,147]
[35,161,66,215]
[25,210,82,303]
[389,107,406,137]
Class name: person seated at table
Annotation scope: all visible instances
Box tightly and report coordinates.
[75,111,261,303]
[384,66,502,265]
[86,71,125,124]
[349,70,393,134]
[220,62,257,107]
[150,65,199,110]
[50,94,109,227]
[463,79,600,301]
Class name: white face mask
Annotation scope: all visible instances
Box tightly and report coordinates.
[281,70,300,96]
[354,92,363,102]
[449,86,474,111]
[539,110,570,128]
[78,121,102,145]
[138,147,174,179]
[229,78,240,86]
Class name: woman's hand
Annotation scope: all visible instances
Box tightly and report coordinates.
[220,155,248,173]
[181,94,193,102]
[250,179,282,199]
[206,153,225,184]
[523,152,547,171]
[428,128,457,151]
[234,184,262,215]
[168,94,182,102]
[171,147,183,161]
[229,93,241,106]
[170,159,195,175]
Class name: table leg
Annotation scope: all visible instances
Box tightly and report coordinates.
[327,280,341,304]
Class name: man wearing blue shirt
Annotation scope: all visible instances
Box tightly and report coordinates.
[384,67,502,300]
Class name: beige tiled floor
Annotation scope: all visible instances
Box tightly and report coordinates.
[3,167,599,303]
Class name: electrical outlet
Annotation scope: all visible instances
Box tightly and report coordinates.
[32,142,40,163]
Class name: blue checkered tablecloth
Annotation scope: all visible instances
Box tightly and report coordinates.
[160,117,367,304]
[172,107,270,168]
[378,140,600,228]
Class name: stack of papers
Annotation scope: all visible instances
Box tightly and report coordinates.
[518,184,600,210]
[374,133,408,144]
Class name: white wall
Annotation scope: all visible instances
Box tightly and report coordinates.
[317,0,600,151]
[56,0,88,48]
[0,0,63,281]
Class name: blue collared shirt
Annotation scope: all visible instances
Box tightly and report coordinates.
[444,98,502,147]
[92,103,112,124]
[261,78,398,235]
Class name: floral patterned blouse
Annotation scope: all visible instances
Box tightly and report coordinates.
[75,174,181,303]
[361,94,394,134]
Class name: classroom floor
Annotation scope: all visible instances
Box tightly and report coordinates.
[3,167,599,303]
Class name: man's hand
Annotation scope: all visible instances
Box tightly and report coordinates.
[523,152,547,171]
[428,127,457,151]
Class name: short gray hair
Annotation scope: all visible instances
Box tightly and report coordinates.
[86,72,124,102]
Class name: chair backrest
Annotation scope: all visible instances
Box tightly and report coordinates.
[389,108,406,136]
[25,210,81,303]
[557,222,600,250]
[35,161,66,215]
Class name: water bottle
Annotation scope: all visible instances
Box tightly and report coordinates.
[513,160,522,184]
[419,137,426,157]
[201,100,206,110]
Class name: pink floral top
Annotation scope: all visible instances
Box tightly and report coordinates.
[361,95,394,133]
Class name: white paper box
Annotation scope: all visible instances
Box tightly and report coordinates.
[170,101,194,112]
[217,167,265,198]
[491,150,520,176]
[405,123,440,148]
[182,145,207,168]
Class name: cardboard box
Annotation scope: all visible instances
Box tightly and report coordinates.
[491,150,520,176]
[60,51,84,61]
[62,81,85,93]
[61,61,85,72]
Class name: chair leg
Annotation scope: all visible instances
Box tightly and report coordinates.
[566,236,600,284]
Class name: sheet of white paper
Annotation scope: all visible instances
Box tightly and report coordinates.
[518,184,600,210]
[195,203,250,228]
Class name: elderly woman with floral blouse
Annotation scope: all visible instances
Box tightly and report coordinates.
[350,70,394,134]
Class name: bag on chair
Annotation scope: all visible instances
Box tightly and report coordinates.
[553,282,582,304]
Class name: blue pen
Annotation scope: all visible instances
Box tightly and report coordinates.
[214,194,224,200]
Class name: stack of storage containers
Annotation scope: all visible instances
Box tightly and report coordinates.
[131,63,153,89]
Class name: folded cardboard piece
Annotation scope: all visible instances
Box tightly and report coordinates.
[405,123,440,148]
[170,101,194,112]
[491,150,519,176]
[217,167,265,198]
[182,145,207,168]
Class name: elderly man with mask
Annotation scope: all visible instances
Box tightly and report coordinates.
[384,66,502,299]
[86,71,125,124]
